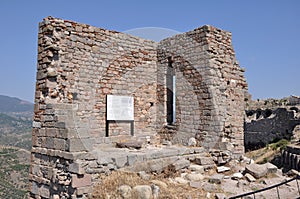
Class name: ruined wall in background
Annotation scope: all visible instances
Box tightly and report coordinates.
[245,107,300,151]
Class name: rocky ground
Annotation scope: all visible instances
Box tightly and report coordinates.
[91,143,300,199]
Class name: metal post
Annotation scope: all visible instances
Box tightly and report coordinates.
[296,178,300,195]
[276,186,280,199]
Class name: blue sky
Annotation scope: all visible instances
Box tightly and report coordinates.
[0,0,299,102]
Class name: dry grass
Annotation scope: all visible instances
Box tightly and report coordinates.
[246,139,288,164]
[92,169,206,199]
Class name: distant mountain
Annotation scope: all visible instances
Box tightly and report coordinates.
[0,95,33,113]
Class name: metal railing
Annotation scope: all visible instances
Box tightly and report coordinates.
[229,175,300,199]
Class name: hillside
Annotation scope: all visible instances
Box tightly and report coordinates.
[0,95,33,150]
[0,95,33,198]
[0,147,30,199]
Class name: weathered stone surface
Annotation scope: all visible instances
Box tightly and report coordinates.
[245,163,268,179]
[71,174,92,188]
[185,173,205,181]
[202,182,220,192]
[116,141,143,149]
[189,164,205,173]
[132,185,152,199]
[67,138,87,152]
[215,193,227,199]
[245,173,256,182]
[32,121,41,128]
[232,172,243,180]
[264,162,277,174]
[189,181,202,188]
[172,159,190,171]
[209,174,224,184]
[118,185,132,199]
[113,156,128,168]
[151,184,160,199]
[217,166,231,173]
[76,186,92,196]
[68,162,84,174]
[195,156,215,165]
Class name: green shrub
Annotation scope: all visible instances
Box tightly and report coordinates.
[270,139,289,151]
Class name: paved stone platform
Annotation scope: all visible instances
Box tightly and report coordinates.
[89,145,207,173]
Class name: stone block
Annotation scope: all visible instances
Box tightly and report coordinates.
[76,186,92,196]
[232,172,243,180]
[46,128,57,137]
[245,173,256,182]
[245,163,267,179]
[132,185,152,199]
[40,184,50,198]
[185,173,205,181]
[127,154,138,166]
[215,193,227,199]
[72,174,92,188]
[208,174,224,184]
[69,162,85,174]
[264,162,278,174]
[149,160,165,173]
[53,138,66,151]
[30,182,39,195]
[45,137,54,149]
[67,138,87,152]
[97,155,113,165]
[217,166,231,173]
[118,185,132,199]
[33,121,41,128]
[189,164,205,173]
[195,156,214,165]
[172,159,190,171]
[41,115,55,122]
[202,182,220,192]
[189,181,202,188]
[112,155,128,168]
[32,164,42,176]
[55,122,66,128]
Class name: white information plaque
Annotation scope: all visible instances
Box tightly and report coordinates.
[107,95,134,121]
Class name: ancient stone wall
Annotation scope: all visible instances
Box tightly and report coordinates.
[157,25,247,154]
[30,17,247,198]
[31,16,159,198]
[245,108,300,150]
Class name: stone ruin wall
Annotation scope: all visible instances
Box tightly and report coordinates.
[157,26,247,154]
[30,17,248,198]
[245,97,300,151]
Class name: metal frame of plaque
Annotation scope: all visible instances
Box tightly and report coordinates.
[106,95,134,136]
